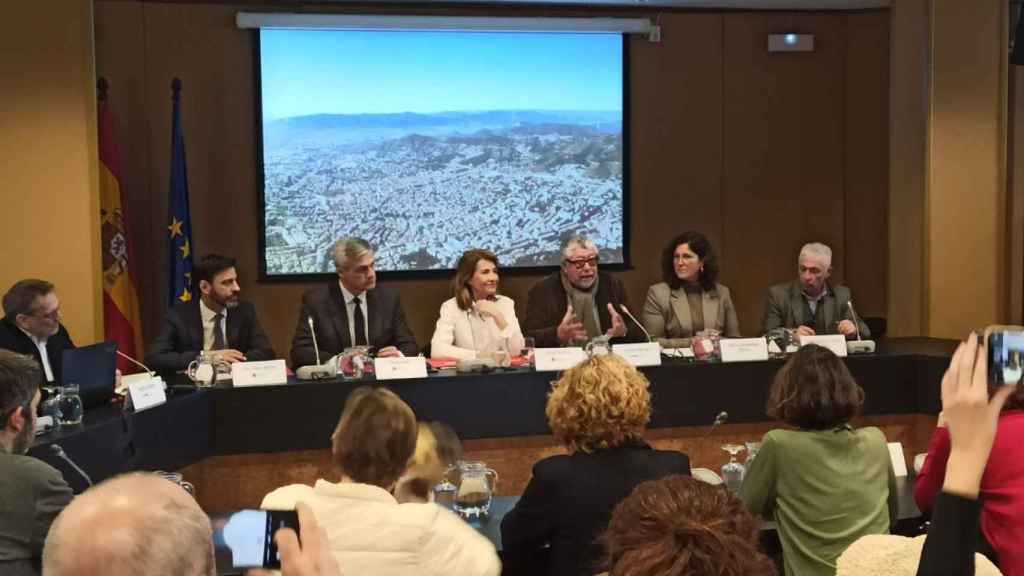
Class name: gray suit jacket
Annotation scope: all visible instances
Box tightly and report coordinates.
[641,282,740,348]
[760,281,870,338]
[0,452,73,570]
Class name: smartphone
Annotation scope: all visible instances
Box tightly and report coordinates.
[988,330,1024,385]
[211,509,299,573]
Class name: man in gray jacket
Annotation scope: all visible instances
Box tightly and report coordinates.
[0,350,72,576]
[761,242,870,339]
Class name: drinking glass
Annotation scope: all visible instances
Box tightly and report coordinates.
[39,387,63,432]
[721,443,746,492]
[58,383,84,425]
[521,337,536,367]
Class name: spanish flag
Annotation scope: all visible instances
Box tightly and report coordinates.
[97,78,144,373]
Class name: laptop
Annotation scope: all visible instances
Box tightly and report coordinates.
[61,341,117,409]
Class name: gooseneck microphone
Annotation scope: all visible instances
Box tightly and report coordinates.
[50,444,93,487]
[618,304,652,343]
[296,316,338,380]
[700,411,730,443]
[309,316,322,365]
[846,301,862,341]
[116,350,155,376]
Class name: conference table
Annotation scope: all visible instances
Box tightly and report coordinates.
[28,338,954,498]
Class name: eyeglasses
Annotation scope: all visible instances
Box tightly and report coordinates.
[29,308,60,321]
[564,257,599,270]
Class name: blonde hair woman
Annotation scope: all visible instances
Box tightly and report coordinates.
[500,355,690,576]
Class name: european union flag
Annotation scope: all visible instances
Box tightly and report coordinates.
[167,77,195,307]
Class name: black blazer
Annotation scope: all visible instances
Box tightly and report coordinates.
[145,300,275,373]
[289,282,418,367]
[0,317,75,383]
[522,271,644,348]
[501,442,691,576]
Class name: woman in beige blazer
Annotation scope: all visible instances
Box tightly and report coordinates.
[641,231,740,348]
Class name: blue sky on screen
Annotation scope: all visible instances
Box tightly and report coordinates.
[260,29,623,119]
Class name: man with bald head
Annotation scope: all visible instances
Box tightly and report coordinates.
[42,473,213,576]
[43,473,340,576]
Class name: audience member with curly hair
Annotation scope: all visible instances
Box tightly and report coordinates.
[501,354,691,576]
[600,475,776,576]
[740,344,897,576]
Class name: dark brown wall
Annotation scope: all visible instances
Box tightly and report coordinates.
[93,2,889,362]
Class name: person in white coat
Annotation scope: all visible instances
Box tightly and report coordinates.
[431,249,525,360]
[261,387,501,576]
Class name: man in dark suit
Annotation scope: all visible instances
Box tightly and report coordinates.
[523,234,640,348]
[290,237,418,368]
[0,279,75,385]
[146,254,274,373]
[0,350,73,576]
[760,242,870,338]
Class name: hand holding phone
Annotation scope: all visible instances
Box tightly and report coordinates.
[213,509,298,571]
[987,327,1024,385]
[247,503,340,576]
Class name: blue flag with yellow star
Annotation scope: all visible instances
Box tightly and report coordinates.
[167,78,194,307]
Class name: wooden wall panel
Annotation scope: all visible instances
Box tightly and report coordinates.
[0,1,103,343]
[844,11,890,320]
[91,2,889,361]
[722,12,848,336]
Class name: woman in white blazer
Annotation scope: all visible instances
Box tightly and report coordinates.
[641,231,740,349]
[262,387,500,576]
[431,249,525,360]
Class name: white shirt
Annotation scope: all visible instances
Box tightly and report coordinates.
[262,480,500,576]
[199,299,227,351]
[18,327,53,382]
[430,296,525,361]
[339,281,370,346]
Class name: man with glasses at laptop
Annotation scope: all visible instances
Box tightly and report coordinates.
[146,254,275,374]
[523,234,641,348]
[0,280,74,385]
[0,350,73,576]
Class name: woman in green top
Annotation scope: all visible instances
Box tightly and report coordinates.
[740,344,898,576]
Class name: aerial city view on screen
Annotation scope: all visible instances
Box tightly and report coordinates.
[260,29,625,274]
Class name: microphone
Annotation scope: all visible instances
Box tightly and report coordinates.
[845,301,876,354]
[618,305,652,343]
[309,316,322,366]
[296,316,338,380]
[700,411,729,443]
[50,444,93,487]
[846,301,862,341]
[116,350,155,376]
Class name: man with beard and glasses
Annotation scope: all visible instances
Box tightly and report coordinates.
[0,350,73,576]
[523,234,641,348]
[147,254,275,374]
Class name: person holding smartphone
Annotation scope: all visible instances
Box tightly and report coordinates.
[915,328,1024,574]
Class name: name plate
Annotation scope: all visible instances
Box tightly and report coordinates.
[534,347,588,372]
[375,357,428,380]
[128,377,167,412]
[611,342,662,367]
[232,359,288,387]
[800,334,848,357]
[720,338,769,363]
[888,442,908,477]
